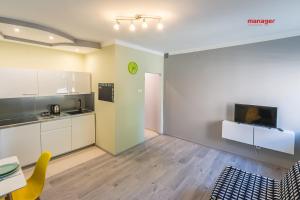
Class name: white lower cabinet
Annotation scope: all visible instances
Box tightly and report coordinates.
[0,114,95,167]
[41,119,72,157]
[222,120,254,145]
[41,118,71,132]
[71,114,95,150]
[0,124,41,166]
[254,126,294,155]
[41,128,71,157]
[222,120,295,155]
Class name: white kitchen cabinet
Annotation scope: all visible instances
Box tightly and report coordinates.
[38,70,69,96]
[71,114,95,150]
[0,68,38,99]
[41,118,71,132]
[0,69,91,97]
[222,120,254,145]
[41,127,71,157]
[68,72,91,95]
[0,124,41,166]
[41,119,72,157]
[254,126,294,154]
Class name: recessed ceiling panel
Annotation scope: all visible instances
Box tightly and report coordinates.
[0,17,101,54]
[0,23,73,44]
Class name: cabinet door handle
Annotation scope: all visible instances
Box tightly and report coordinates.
[22,93,37,96]
[56,92,68,94]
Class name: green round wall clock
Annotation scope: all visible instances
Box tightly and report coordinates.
[128,61,139,75]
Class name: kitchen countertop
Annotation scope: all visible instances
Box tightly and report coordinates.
[0,110,95,129]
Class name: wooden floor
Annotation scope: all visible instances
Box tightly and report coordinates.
[42,135,286,200]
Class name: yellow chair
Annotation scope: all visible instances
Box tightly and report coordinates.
[12,151,52,200]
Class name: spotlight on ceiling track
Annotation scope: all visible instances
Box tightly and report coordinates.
[157,20,164,30]
[113,15,163,32]
[14,27,20,33]
[142,18,148,29]
[113,21,120,30]
[129,21,136,32]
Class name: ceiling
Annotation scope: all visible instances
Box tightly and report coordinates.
[0,0,300,55]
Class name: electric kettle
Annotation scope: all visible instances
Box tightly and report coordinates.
[50,104,60,115]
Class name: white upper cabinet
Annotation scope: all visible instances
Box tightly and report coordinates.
[38,70,69,96]
[68,72,91,95]
[0,68,38,99]
[38,70,91,96]
[0,68,91,98]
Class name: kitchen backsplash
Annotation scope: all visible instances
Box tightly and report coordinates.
[0,93,94,120]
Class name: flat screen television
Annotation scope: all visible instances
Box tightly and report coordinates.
[234,104,277,128]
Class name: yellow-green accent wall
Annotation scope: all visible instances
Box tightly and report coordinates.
[115,45,164,154]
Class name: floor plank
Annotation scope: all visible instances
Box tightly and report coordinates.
[42,135,286,200]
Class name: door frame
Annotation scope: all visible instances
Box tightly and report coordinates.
[144,72,163,134]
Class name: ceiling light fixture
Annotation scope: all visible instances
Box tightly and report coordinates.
[142,18,148,29]
[14,27,20,33]
[129,21,136,32]
[157,20,164,30]
[113,15,163,32]
[49,35,54,40]
[113,21,120,30]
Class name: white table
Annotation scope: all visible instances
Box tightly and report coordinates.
[0,156,26,200]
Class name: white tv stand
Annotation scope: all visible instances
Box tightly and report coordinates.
[222,120,295,155]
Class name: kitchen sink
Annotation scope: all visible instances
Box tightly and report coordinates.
[65,110,92,115]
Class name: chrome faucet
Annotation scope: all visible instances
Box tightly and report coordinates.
[78,99,82,112]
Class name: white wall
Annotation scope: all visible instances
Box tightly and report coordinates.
[145,73,162,133]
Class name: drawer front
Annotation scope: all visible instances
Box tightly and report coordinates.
[254,127,294,154]
[41,118,71,132]
[222,120,254,145]
[41,127,71,157]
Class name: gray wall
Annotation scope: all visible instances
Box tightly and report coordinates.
[164,36,300,168]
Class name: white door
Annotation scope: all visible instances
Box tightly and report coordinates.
[0,68,38,98]
[68,72,91,95]
[144,73,162,133]
[71,114,95,150]
[0,124,41,166]
[38,70,69,96]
